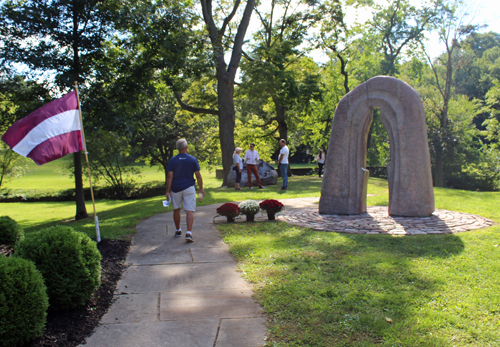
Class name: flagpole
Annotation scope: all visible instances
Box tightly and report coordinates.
[74,81,101,242]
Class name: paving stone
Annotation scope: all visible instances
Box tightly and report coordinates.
[280,203,493,236]
[160,289,263,320]
[190,247,236,263]
[215,317,267,347]
[83,320,218,347]
[116,263,251,294]
[101,293,159,324]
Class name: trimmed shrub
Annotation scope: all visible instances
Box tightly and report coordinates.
[0,256,49,347]
[0,216,24,246]
[15,226,102,311]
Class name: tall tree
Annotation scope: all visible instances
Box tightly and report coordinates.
[0,0,119,219]
[238,0,322,145]
[357,0,438,75]
[420,0,481,186]
[316,0,351,94]
[179,0,256,186]
[453,32,500,101]
[154,0,255,185]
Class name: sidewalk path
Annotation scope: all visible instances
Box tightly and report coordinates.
[82,204,267,347]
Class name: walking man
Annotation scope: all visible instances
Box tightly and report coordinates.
[244,143,265,189]
[278,139,289,190]
[166,139,205,242]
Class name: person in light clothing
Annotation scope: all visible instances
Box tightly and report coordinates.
[244,143,265,189]
[166,139,205,242]
[278,139,289,190]
[315,149,325,178]
[233,147,243,190]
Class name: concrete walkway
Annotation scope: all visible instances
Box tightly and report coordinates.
[82,203,267,347]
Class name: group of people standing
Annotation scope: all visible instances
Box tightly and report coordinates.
[232,140,290,191]
[165,137,325,243]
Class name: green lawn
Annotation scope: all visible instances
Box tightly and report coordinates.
[214,184,500,346]
[2,161,500,346]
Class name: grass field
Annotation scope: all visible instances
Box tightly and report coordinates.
[2,158,500,346]
[216,187,500,346]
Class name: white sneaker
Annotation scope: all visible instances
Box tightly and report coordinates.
[249,187,253,189]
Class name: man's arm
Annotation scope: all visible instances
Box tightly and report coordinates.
[278,153,284,165]
[195,171,205,197]
[166,171,173,199]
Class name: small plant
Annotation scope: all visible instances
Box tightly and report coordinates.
[216,203,240,218]
[0,216,24,246]
[0,256,49,347]
[238,200,260,216]
[259,199,285,214]
[14,225,102,311]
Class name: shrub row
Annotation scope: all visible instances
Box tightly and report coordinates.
[0,182,166,202]
[0,220,102,346]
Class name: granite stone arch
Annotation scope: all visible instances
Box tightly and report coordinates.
[319,76,435,217]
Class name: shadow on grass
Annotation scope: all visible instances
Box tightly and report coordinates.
[223,222,466,346]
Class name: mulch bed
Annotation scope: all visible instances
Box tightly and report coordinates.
[2,238,131,347]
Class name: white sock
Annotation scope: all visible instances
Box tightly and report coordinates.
[186,231,192,235]
[176,229,182,232]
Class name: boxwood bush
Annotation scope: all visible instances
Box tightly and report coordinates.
[15,226,102,311]
[0,256,49,347]
[0,216,24,246]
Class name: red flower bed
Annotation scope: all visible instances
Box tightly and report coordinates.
[216,203,240,218]
[259,199,284,214]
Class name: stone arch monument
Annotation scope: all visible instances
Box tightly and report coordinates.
[319,76,434,217]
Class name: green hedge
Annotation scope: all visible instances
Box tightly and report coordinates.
[0,256,49,347]
[0,216,24,246]
[15,226,102,311]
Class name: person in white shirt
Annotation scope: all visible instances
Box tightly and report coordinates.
[278,139,289,190]
[244,143,265,189]
[315,149,325,178]
[233,147,243,190]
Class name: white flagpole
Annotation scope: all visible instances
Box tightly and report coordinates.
[74,81,101,242]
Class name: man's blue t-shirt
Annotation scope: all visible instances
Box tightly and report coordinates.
[167,153,201,193]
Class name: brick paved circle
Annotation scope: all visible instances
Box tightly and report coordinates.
[280,206,494,235]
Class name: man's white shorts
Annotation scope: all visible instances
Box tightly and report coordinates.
[171,186,196,211]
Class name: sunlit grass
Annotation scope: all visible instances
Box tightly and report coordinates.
[3,160,500,345]
[218,192,500,346]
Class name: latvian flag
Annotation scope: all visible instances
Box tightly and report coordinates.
[1,91,83,165]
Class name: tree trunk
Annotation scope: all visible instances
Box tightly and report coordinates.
[274,98,288,141]
[74,152,88,220]
[200,0,255,186]
[72,5,87,220]
[218,71,236,186]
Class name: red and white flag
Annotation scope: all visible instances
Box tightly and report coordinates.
[1,91,83,165]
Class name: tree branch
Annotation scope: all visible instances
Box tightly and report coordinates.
[221,0,242,36]
[165,77,219,115]
[228,0,256,77]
